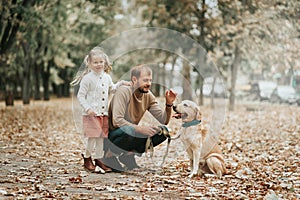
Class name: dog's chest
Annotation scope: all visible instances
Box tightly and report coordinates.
[180,127,202,147]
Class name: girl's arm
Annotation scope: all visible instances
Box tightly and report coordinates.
[77,77,92,113]
[108,75,131,92]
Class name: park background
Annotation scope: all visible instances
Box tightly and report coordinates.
[1,0,299,108]
[1,0,299,199]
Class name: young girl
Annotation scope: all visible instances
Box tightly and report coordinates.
[71,47,130,173]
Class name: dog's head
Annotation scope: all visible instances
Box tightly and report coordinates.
[173,100,202,122]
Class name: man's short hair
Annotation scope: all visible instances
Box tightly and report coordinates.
[131,64,152,79]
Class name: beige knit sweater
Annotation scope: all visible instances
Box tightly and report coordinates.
[108,85,172,131]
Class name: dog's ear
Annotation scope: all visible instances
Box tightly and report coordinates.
[196,106,202,121]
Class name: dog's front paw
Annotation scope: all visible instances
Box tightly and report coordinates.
[197,168,204,176]
[188,173,197,178]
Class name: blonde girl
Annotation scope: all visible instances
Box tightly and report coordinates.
[71,47,129,173]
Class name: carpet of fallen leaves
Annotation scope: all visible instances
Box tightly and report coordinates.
[0,98,299,199]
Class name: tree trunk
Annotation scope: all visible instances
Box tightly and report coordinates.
[169,56,177,89]
[229,46,241,111]
[162,63,166,92]
[22,62,31,104]
[14,70,21,99]
[21,41,31,105]
[210,76,217,109]
[197,75,204,105]
[34,63,41,100]
[0,0,35,55]
[196,0,206,105]
[161,54,169,94]
[63,82,70,97]
[5,90,14,106]
[56,84,63,98]
[152,64,160,96]
[60,68,70,97]
[42,64,50,101]
[182,62,192,100]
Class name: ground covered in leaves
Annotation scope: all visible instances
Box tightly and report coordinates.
[0,98,299,199]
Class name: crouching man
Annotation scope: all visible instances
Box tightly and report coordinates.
[103,64,176,171]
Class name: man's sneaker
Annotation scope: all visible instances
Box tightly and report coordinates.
[118,154,140,170]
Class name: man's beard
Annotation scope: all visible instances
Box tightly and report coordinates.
[138,86,150,93]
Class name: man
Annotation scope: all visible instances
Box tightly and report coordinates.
[104,64,176,171]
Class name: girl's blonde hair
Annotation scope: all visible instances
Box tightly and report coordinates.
[70,47,112,86]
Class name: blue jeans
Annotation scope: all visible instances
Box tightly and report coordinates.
[107,126,167,154]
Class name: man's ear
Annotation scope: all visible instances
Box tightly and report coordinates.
[132,76,137,84]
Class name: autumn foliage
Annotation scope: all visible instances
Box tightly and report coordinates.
[0,98,299,199]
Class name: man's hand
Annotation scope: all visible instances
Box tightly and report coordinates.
[165,89,177,105]
[135,126,160,137]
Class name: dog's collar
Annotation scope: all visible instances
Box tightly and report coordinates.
[182,120,201,128]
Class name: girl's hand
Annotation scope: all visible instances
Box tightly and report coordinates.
[122,80,132,86]
[87,109,97,116]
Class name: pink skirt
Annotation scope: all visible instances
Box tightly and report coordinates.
[82,116,108,138]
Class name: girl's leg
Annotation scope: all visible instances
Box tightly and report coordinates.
[94,137,104,159]
[94,137,112,172]
[82,137,96,171]
[84,137,96,158]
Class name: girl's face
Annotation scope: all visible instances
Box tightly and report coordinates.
[89,55,105,73]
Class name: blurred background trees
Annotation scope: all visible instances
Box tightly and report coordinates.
[0,0,299,110]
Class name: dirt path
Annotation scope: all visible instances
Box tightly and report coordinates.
[0,98,299,199]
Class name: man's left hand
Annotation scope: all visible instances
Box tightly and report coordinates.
[165,89,177,105]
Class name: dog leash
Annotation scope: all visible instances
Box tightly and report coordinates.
[145,125,171,167]
[145,121,202,167]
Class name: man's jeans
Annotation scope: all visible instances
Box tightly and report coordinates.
[108,126,167,155]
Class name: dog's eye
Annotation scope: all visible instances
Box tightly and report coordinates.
[183,103,188,107]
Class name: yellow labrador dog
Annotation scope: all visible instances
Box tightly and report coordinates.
[173,100,226,178]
